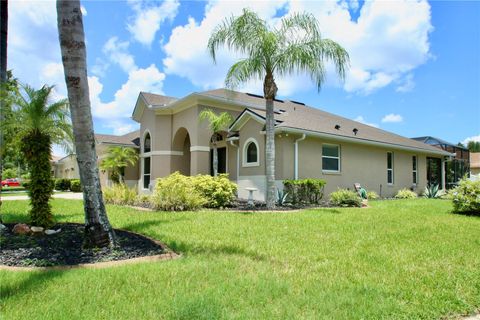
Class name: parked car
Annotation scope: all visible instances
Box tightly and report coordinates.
[1,178,21,187]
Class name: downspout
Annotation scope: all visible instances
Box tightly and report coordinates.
[229,140,239,181]
[294,134,306,180]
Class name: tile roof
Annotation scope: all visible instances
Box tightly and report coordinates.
[140,92,177,106]
[95,130,140,147]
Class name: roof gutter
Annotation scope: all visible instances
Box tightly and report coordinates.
[277,127,453,157]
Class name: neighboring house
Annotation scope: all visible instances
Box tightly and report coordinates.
[470,153,480,176]
[132,89,451,200]
[412,136,469,188]
[52,131,140,187]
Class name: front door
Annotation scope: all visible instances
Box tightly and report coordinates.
[210,147,226,176]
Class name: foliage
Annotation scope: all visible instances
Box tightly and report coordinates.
[277,189,289,206]
[395,188,417,199]
[329,188,362,207]
[199,109,233,136]
[2,168,17,179]
[192,174,237,208]
[103,184,138,206]
[55,178,71,191]
[151,172,207,211]
[450,178,480,214]
[367,191,379,200]
[70,179,82,192]
[21,181,29,189]
[283,179,326,204]
[100,146,138,184]
[423,183,444,199]
[466,141,480,152]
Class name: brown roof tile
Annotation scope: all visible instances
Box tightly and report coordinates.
[95,130,140,147]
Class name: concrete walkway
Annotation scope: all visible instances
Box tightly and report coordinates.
[1,193,84,201]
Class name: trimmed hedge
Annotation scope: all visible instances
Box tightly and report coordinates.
[330,188,362,207]
[283,179,326,204]
[55,178,71,191]
[70,179,82,192]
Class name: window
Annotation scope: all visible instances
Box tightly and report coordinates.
[387,152,394,184]
[143,132,151,189]
[322,144,340,172]
[242,138,259,167]
[144,132,151,153]
[412,156,417,184]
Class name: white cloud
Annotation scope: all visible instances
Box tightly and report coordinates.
[80,5,87,16]
[127,0,180,46]
[103,37,137,73]
[396,73,415,93]
[381,113,403,123]
[354,116,379,128]
[462,135,480,145]
[163,0,432,95]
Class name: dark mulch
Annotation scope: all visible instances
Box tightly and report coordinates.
[227,199,331,211]
[0,223,164,267]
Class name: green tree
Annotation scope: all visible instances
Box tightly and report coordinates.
[467,141,480,152]
[208,9,349,208]
[100,146,138,184]
[199,109,233,176]
[8,84,72,227]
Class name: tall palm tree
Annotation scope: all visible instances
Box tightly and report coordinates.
[100,146,138,184]
[208,9,349,208]
[0,0,8,216]
[57,0,115,248]
[199,109,233,176]
[9,84,72,227]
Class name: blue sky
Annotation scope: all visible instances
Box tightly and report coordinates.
[8,0,480,156]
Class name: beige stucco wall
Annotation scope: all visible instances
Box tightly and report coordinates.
[238,119,266,177]
[54,155,80,180]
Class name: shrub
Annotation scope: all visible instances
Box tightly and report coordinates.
[423,184,444,199]
[2,168,18,179]
[70,179,82,192]
[330,188,362,207]
[55,178,71,191]
[451,178,480,214]
[103,184,138,206]
[22,181,30,189]
[192,174,237,208]
[367,191,379,200]
[151,172,206,211]
[395,188,417,199]
[283,179,326,204]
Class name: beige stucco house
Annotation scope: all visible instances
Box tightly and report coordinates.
[470,153,480,176]
[132,89,451,200]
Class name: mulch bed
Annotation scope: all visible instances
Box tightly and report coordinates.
[0,223,171,268]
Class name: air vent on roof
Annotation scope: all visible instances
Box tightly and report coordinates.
[246,93,264,99]
[335,124,341,130]
[290,100,305,105]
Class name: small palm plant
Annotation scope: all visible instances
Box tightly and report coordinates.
[8,84,72,227]
[100,146,139,184]
[199,109,233,176]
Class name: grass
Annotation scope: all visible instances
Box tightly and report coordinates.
[1,199,479,319]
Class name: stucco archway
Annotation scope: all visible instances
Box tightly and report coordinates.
[172,127,191,175]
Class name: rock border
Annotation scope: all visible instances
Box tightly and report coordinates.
[0,225,180,271]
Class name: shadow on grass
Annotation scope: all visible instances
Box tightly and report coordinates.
[1,270,66,300]
[452,211,480,218]
[121,216,193,232]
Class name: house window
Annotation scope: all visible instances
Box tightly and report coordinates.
[143,132,151,189]
[242,138,259,167]
[412,155,417,184]
[387,152,394,184]
[322,144,340,172]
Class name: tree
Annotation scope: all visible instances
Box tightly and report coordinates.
[8,84,72,227]
[0,0,8,216]
[100,146,138,184]
[57,0,115,248]
[199,109,233,176]
[208,9,349,208]
[467,141,480,153]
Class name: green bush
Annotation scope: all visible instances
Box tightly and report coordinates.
[55,178,71,191]
[330,188,362,207]
[103,184,138,206]
[395,188,417,199]
[192,174,237,208]
[70,179,82,192]
[151,172,207,211]
[2,168,18,179]
[423,184,444,199]
[451,178,480,214]
[283,178,326,204]
[367,191,379,200]
[22,181,30,189]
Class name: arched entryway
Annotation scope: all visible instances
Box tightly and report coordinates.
[172,127,191,175]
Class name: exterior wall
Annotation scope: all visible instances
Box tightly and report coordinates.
[54,155,80,180]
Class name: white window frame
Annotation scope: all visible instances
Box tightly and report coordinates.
[242,137,260,167]
[387,151,394,185]
[142,130,152,190]
[412,155,418,185]
[322,144,341,173]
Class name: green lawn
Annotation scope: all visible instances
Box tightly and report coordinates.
[1,199,479,319]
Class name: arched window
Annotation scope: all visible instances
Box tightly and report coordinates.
[143,131,151,189]
[243,138,259,167]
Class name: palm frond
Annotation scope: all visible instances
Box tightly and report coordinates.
[225,58,264,89]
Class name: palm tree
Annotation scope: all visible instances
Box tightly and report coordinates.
[8,84,72,227]
[199,109,233,176]
[0,0,8,216]
[57,0,115,248]
[100,146,138,184]
[208,9,349,208]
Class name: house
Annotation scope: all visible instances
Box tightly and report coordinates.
[411,136,470,188]
[132,89,451,200]
[470,153,480,176]
[52,130,140,187]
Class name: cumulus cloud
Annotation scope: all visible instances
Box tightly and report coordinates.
[462,135,480,145]
[102,37,137,73]
[381,113,404,123]
[127,0,180,46]
[163,0,432,95]
[354,116,379,128]
[80,5,87,16]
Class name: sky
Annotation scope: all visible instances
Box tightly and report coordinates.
[7,0,480,156]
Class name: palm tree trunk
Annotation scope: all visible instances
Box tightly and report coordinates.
[0,0,8,217]
[264,73,277,209]
[212,134,218,176]
[57,0,115,248]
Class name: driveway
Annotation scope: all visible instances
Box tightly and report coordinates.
[1,193,84,201]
